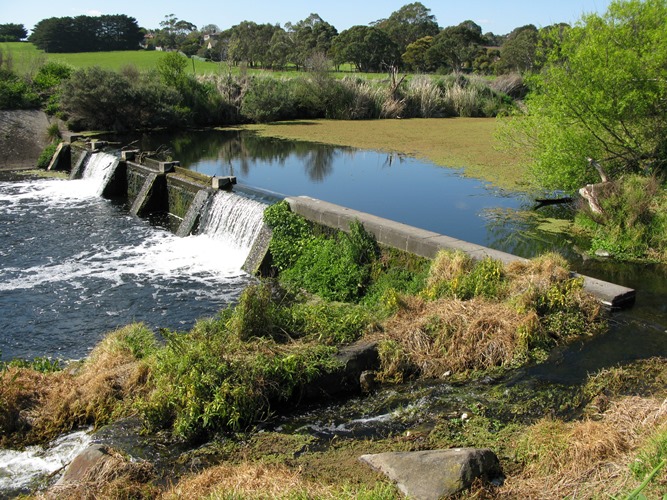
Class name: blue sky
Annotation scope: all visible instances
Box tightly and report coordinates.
[2,0,613,36]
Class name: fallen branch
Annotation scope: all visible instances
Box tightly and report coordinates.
[579,158,612,214]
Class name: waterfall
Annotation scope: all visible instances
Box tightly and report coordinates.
[198,191,267,252]
[81,152,119,196]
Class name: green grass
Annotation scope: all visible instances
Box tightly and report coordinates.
[0,42,389,79]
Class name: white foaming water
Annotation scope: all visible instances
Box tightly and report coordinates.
[0,165,262,361]
[81,152,119,196]
[0,430,91,495]
[198,190,267,251]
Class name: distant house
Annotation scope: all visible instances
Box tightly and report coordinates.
[203,32,220,50]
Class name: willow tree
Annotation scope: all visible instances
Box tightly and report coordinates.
[507,0,667,191]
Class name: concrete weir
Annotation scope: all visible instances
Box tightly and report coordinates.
[285,196,636,309]
[59,140,635,309]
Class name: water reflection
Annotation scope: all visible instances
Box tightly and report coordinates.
[124,129,536,251]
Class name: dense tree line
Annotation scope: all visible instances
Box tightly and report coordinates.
[0,24,27,42]
[29,14,143,52]
[16,2,558,74]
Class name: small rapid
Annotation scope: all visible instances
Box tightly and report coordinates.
[0,163,266,361]
[0,430,91,497]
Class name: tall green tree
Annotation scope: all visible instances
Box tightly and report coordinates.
[427,20,484,71]
[155,14,197,50]
[0,23,27,42]
[29,15,142,52]
[331,25,400,72]
[496,25,539,74]
[402,36,434,72]
[374,2,440,56]
[286,14,337,70]
[506,0,667,190]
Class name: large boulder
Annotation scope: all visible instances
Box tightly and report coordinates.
[0,110,52,170]
[359,448,503,499]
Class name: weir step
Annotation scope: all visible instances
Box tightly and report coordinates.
[130,172,159,216]
[176,189,213,237]
[285,196,636,309]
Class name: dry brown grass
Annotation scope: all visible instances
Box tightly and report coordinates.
[0,367,49,446]
[380,296,538,379]
[41,449,158,500]
[1,325,153,447]
[427,250,473,288]
[163,462,331,499]
[500,396,667,499]
[504,252,571,296]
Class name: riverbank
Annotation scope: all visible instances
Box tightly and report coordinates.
[245,117,527,191]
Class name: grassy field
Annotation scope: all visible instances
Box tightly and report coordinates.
[246,118,529,191]
[1,42,527,189]
[0,42,385,79]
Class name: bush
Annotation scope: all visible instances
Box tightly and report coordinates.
[60,67,187,131]
[0,68,39,109]
[576,175,667,261]
[36,142,58,168]
[139,315,337,442]
[242,77,298,122]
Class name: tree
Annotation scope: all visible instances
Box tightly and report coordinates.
[402,36,434,72]
[427,21,485,71]
[268,28,294,69]
[331,25,400,72]
[505,0,667,190]
[496,25,539,74]
[0,23,28,42]
[155,14,197,50]
[227,21,278,68]
[29,15,143,52]
[286,14,337,70]
[374,2,440,56]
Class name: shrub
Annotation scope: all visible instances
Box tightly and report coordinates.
[32,61,72,91]
[0,68,39,109]
[264,200,314,271]
[283,299,373,345]
[242,77,298,122]
[281,220,378,302]
[60,67,187,131]
[139,319,337,442]
[36,142,58,168]
[576,174,667,261]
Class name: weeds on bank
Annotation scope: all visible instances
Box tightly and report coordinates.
[576,174,667,262]
[377,251,603,382]
[0,323,155,447]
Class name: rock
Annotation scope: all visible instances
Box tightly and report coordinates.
[0,110,53,170]
[360,370,377,394]
[299,342,379,400]
[595,249,611,258]
[56,444,111,485]
[359,448,503,499]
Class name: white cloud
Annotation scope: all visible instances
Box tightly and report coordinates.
[85,10,103,17]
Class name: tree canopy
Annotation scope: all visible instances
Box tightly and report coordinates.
[29,15,143,52]
[331,25,400,72]
[508,0,667,190]
[374,2,440,56]
[0,24,27,42]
